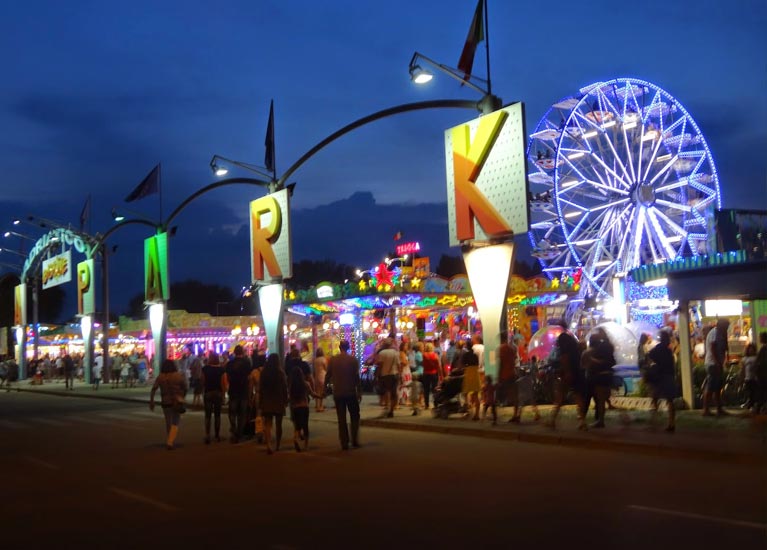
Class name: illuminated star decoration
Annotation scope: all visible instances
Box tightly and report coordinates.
[410,277,422,290]
[376,262,394,289]
[550,277,559,289]
[358,280,368,291]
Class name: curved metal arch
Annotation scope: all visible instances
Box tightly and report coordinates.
[277,99,482,187]
[97,218,162,246]
[164,177,271,227]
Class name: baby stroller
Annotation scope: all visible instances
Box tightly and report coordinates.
[432,375,465,419]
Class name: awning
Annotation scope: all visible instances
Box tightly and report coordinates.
[667,260,767,301]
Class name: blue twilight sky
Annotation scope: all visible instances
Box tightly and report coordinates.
[0,0,765,318]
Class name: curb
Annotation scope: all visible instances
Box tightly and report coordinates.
[360,418,766,466]
[10,387,151,405]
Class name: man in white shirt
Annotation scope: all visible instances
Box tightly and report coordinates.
[703,319,729,416]
[92,354,103,390]
[376,339,400,418]
[472,335,485,373]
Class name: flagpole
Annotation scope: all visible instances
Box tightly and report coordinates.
[87,193,92,234]
[483,0,492,97]
[159,163,163,228]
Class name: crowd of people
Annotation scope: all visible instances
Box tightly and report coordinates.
[148,342,362,452]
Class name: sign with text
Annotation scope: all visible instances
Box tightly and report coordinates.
[77,259,95,315]
[396,241,421,256]
[444,102,529,246]
[413,256,430,278]
[250,188,292,283]
[42,250,72,289]
[144,232,169,303]
[14,283,26,326]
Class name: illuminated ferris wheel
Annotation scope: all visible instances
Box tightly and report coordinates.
[527,77,721,299]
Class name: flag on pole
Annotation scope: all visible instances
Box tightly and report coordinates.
[457,0,485,81]
[393,231,403,241]
[265,100,275,174]
[125,164,161,202]
[79,194,91,231]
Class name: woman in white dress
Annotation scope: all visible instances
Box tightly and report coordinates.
[313,348,328,412]
[398,341,412,407]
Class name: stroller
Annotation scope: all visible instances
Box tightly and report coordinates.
[432,375,465,419]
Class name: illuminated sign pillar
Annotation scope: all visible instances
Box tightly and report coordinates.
[445,103,529,380]
[14,283,27,379]
[251,188,292,365]
[463,244,515,379]
[77,259,96,383]
[145,232,170,373]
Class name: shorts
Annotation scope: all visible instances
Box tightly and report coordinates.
[705,365,723,393]
[381,375,398,396]
[291,407,309,433]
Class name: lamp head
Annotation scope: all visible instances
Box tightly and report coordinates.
[111,208,125,222]
[12,219,20,225]
[209,156,228,177]
[409,64,433,84]
[3,231,9,238]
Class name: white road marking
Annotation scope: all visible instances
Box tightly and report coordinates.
[628,504,767,531]
[27,417,71,427]
[0,419,24,430]
[108,487,179,512]
[23,456,60,470]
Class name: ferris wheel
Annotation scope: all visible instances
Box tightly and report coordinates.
[527,77,721,299]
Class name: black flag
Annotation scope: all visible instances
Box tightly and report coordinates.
[265,100,275,174]
[125,164,161,202]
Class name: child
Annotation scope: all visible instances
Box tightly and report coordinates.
[481,375,497,425]
[287,367,318,452]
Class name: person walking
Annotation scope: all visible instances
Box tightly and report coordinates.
[582,330,616,428]
[201,352,225,444]
[326,340,362,450]
[421,342,441,411]
[92,355,103,390]
[461,344,481,421]
[648,330,677,432]
[190,354,203,407]
[288,365,317,452]
[313,348,328,412]
[410,342,424,414]
[110,354,122,389]
[249,350,265,443]
[376,338,400,418]
[481,375,497,425]
[702,318,729,416]
[397,341,412,408]
[224,345,252,443]
[741,343,758,412]
[63,354,75,390]
[259,354,288,454]
[548,331,586,430]
[149,359,188,450]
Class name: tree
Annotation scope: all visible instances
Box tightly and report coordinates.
[435,254,542,279]
[124,279,236,318]
[287,259,357,289]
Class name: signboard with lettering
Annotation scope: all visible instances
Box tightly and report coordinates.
[396,241,421,256]
[144,232,170,303]
[42,250,72,290]
[250,188,292,283]
[444,103,529,246]
[77,259,95,315]
[14,283,26,326]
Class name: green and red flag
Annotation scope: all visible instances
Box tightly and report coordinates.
[457,0,485,81]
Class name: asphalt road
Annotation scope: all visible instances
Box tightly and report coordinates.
[1,391,765,550]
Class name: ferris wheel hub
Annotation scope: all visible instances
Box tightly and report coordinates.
[636,184,656,207]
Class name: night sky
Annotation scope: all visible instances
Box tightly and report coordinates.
[1,0,765,320]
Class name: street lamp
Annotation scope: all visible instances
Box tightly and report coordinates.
[209,154,274,183]
[408,51,501,114]
[0,247,26,258]
[3,230,35,241]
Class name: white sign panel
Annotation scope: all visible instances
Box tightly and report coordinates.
[445,102,529,247]
[42,250,72,290]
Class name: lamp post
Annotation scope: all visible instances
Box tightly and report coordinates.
[408,52,501,115]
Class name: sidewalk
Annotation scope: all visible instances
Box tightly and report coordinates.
[9,379,766,465]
